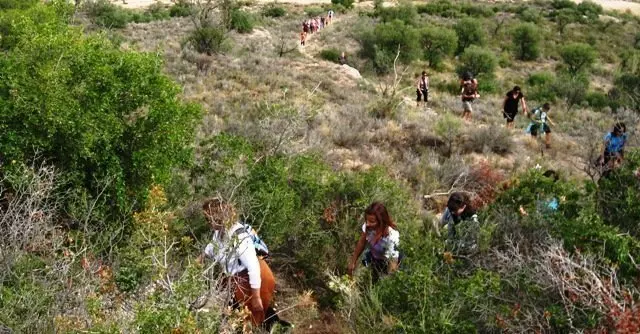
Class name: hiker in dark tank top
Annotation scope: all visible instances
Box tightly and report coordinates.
[503,86,528,129]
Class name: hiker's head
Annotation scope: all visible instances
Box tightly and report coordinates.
[364,202,397,239]
[462,72,472,81]
[542,103,551,111]
[613,122,626,136]
[202,198,237,231]
[422,71,427,77]
[542,170,559,183]
[447,192,469,216]
[512,86,521,95]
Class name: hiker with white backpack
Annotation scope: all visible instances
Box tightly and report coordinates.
[199,198,290,330]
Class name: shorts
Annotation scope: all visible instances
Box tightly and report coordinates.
[462,100,474,112]
[530,123,551,136]
[416,89,428,102]
[503,109,518,122]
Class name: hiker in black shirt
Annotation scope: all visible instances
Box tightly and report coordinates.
[416,71,429,107]
[502,86,528,129]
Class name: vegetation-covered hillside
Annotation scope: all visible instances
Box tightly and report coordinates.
[1,0,640,333]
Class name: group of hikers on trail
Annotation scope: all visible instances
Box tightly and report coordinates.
[300,10,334,46]
[417,71,562,148]
[198,118,628,328]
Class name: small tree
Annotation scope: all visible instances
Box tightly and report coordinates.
[420,26,457,69]
[560,42,597,77]
[454,17,485,54]
[554,72,589,110]
[511,23,541,61]
[577,0,603,20]
[456,45,497,78]
[358,19,420,74]
[555,8,578,34]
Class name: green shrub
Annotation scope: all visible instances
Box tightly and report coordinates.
[319,48,341,63]
[519,7,542,23]
[359,19,420,74]
[169,0,195,17]
[0,0,38,9]
[230,9,255,33]
[577,0,603,20]
[378,2,417,25]
[83,0,132,28]
[511,23,541,61]
[187,25,230,55]
[416,0,458,17]
[332,0,354,10]
[0,5,201,220]
[454,17,486,54]
[527,71,558,102]
[456,45,497,78]
[610,73,640,111]
[262,4,286,17]
[420,26,457,69]
[459,2,495,18]
[554,8,579,34]
[554,72,589,109]
[585,91,609,111]
[304,6,324,17]
[551,0,577,10]
[560,42,597,76]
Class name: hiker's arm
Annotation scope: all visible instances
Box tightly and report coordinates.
[385,231,400,274]
[238,237,262,290]
[521,97,528,115]
[547,116,556,126]
[388,258,399,274]
[502,96,508,110]
[426,76,429,89]
[348,232,367,276]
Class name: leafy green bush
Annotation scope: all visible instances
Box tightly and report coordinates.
[519,7,543,23]
[577,0,603,20]
[560,43,597,76]
[610,73,640,111]
[332,0,354,10]
[527,71,558,102]
[456,45,497,78]
[84,0,132,28]
[416,0,458,17]
[458,2,495,18]
[230,9,255,33]
[511,23,541,61]
[169,0,195,17]
[597,150,640,237]
[554,72,589,109]
[551,0,577,10]
[262,4,286,17]
[0,0,38,9]
[420,26,457,69]
[585,91,609,111]
[358,19,420,74]
[304,6,324,17]
[377,2,418,25]
[187,24,230,55]
[319,48,341,63]
[454,17,485,54]
[0,5,201,220]
[554,7,579,33]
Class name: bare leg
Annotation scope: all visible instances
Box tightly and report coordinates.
[545,133,551,148]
